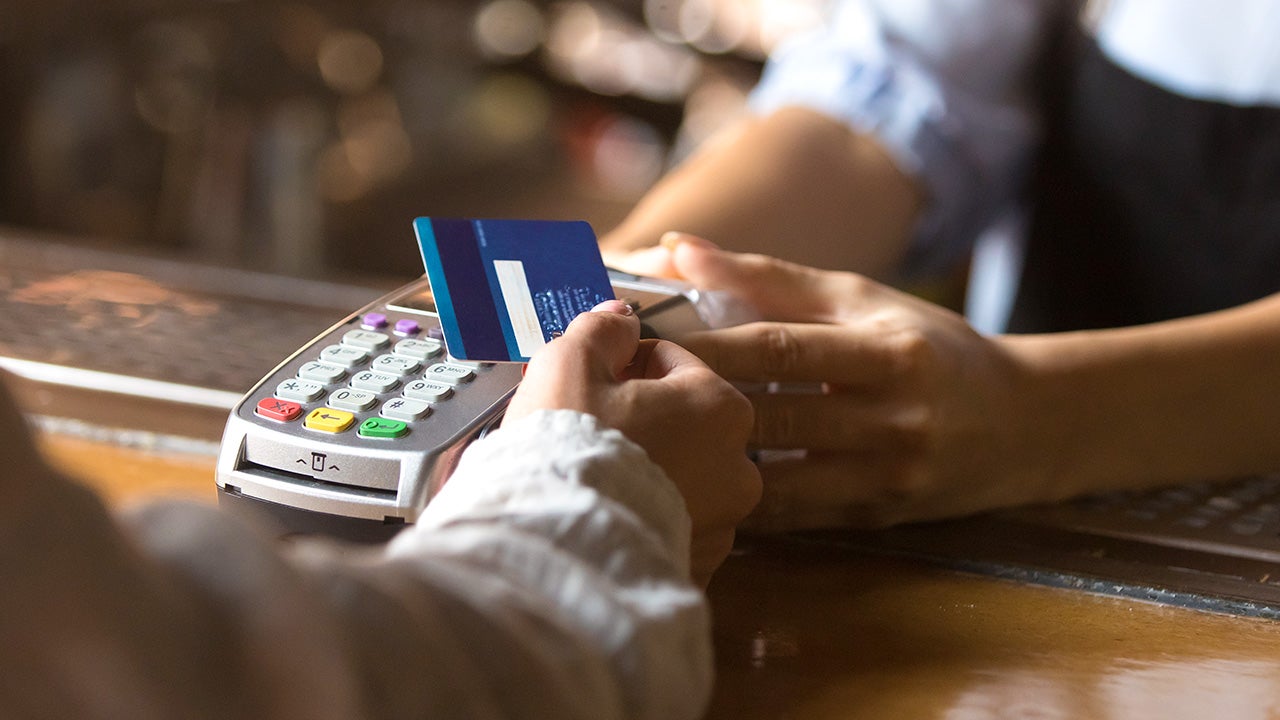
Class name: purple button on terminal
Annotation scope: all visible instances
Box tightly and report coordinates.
[427,325,444,340]
[362,312,388,329]
[395,319,421,336]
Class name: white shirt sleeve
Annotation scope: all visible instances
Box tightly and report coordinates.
[2,410,710,720]
[749,0,1063,273]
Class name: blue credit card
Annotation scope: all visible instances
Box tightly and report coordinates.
[413,218,615,362]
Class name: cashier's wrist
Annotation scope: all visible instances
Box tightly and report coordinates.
[997,334,1106,505]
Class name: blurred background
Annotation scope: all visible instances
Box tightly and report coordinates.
[0,0,824,285]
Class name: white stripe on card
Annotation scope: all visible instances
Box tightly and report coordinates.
[493,259,546,358]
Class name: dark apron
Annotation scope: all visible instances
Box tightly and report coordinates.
[1007,26,1280,333]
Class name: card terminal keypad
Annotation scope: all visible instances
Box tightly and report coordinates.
[252,311,496,445]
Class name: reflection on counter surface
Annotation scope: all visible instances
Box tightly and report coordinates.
[707,537,1280,720]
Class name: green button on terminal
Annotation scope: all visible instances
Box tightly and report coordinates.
[358,417,409,439]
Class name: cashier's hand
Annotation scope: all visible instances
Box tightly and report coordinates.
[659,234,1034,531]
[504,300,761,587]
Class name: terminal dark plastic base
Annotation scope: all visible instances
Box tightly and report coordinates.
[217,485,408,544]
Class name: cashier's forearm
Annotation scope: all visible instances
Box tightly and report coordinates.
[1003,291,1280,498]
[601,106,924,278]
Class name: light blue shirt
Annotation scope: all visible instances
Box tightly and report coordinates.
[749,0,1280,276]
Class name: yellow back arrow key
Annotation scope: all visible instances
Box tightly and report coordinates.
[305,407,355,433]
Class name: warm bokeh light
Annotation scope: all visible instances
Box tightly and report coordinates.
[316,29,384,95]
[644,0,823,57]
[546,1,702,100]
[464,73,553,149]
[686,0,755,54]
[317,91,413,203]
[474,0,546,60]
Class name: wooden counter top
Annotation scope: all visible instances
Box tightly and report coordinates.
[37,433,217,506]
[706,538,1280,718]
[35,431,1280,719]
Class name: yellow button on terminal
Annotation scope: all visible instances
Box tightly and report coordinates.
[304,407,356,433]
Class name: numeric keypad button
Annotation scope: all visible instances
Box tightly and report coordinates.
[404,379,453,401]
[342,329,391,351]
[298,361,346,384]
[319,344,370,368]
[381,397,432,421]
[394,338,443,361]
[424,363,475,385]
[371,354,421,376]
[350,370,400,393]
[275,379,325,402]
[328,388,378,412]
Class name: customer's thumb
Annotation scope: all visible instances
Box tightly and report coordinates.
[664,233,837,323]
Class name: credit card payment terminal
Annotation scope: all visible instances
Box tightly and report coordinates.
[214,270,713,542]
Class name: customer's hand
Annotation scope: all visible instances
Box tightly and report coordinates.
[505,300,761,585]
[659,235,1041,530]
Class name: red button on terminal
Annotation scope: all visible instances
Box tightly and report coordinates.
[256,397,303,422]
